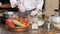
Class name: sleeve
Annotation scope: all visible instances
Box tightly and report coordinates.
[10,0,18,8]
[36,0,44,10]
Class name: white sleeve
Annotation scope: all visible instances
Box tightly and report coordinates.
[36,0,44,10]
[10,0,18,8]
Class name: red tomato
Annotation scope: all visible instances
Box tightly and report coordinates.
[23,17,28,22]
[20,19,26,25]
[6,18,15,28]
[22,21,26,25]
[20,19,24,23]
[15,16,20,21]
[26,22,30,27]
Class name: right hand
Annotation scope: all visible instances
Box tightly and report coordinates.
[18,4,25,13]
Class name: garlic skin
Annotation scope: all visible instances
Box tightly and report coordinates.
[30,11,38,17]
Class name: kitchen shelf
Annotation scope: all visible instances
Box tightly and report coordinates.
[0,8,18,12]
[0,4,18,12]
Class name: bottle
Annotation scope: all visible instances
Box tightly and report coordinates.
[31,23,38,29]
[46,22,51,31]
[31,17,38,30]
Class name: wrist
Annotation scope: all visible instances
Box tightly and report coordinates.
[35,8,40,11]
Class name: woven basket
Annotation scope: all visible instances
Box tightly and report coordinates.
[5,25,30,32]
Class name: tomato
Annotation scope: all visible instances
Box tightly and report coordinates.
[6,18,15,28]
[20,19,24,23]
[23,17,28,22]
[26,22,30,27]
[15,16,20,21]
[22,21,26,25]
[20,19,26,25]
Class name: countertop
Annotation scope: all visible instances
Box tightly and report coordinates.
[0,24,60,34]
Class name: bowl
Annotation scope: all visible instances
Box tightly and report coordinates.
[51,16,60,29]
[37,20,44,27]
[53,23,60,30]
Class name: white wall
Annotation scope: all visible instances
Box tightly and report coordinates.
[44,0,59,16]
[45,0,59,11]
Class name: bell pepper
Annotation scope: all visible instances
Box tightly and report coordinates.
[23,17,28,22]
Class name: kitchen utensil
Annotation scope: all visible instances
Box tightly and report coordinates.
[3,10,17,18]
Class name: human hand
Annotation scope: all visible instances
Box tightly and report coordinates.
[30,11,38,17]
[18,4,25,13]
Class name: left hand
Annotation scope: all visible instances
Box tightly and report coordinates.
[30,8,42,17]
[30,11,38,17]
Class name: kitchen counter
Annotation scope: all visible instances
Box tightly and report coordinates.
[0,24,60,34]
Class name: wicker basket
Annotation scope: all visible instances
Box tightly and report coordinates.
[5,25,30,32]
